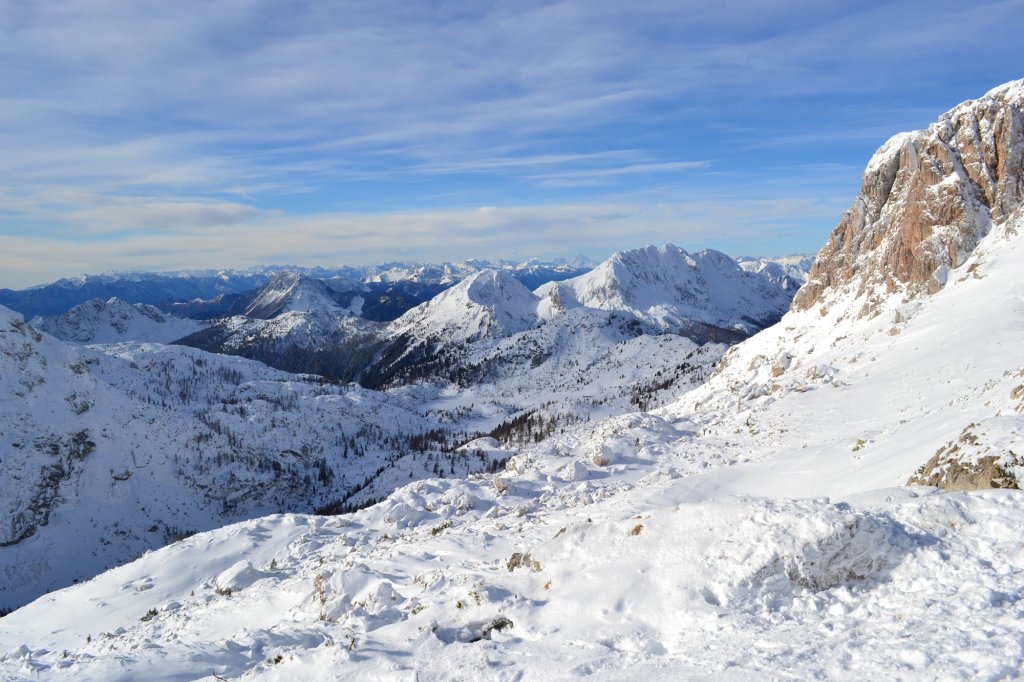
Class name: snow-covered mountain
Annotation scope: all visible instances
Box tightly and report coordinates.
[0,305,505,612]
[356,248,800,388]
[363,259,588,289]
[3,81,1023,680]
[31,297,207,344]
[0,271,271,320]
[4,189,1021,676]
[389,269,541,345]
[419,306,728,424]
[365,260,486,286]
[173,247,798,394]
[0,260,592,322]
[736,253,813,292]
[536,245,793,338]
[794,80,1024,317]
[697,77,1024,491]
[241,272,362,319]
[179,311,383,380]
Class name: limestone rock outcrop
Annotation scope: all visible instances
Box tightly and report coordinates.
[794,80,1024,315]
[906,422,1021,491]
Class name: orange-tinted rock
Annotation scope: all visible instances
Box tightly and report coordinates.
[793,82,1024,315]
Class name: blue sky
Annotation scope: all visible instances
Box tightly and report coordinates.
[1,0,1022,288]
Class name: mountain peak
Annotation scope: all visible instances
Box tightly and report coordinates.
[537,244,793,336]
[793,78,1024,316]
[31,297,204,344]
[389,268,540,344]
[243,272,361,319]
[460,268,529,304]
[981,77,1024,102]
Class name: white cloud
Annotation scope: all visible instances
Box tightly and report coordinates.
[2,0,1017,203]
[0,196,842,288]
[0,0,1020,288]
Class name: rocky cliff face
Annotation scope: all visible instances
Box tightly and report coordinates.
[684,80,1024,495]
[794,80,1024,315]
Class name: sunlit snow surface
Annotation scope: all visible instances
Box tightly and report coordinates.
[3,216,1024,678]
[2,216,1021,678]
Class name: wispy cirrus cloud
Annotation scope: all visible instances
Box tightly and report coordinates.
[0,0,1021,286]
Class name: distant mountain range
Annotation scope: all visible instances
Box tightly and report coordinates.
[171,247,807,387]
[0,259,597,321]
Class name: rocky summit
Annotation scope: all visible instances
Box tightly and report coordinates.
[794,79,1024,316]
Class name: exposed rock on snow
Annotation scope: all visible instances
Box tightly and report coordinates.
[794,79,1024,315]
[907,419,1022,490]
[692,80,1024,495]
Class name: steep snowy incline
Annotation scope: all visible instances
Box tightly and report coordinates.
[654,211,1024,500]
[662,79,1024,494]
[31,297,207,344]
[388,269,541,345]
[536,245,792,337]
[242,272,362,319]
[0,306,463,612]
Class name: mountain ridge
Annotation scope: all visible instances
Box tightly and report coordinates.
[4,79,1022,682]
[31,297,207,345]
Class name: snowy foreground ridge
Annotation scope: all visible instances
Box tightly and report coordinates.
[2,82,1024,679]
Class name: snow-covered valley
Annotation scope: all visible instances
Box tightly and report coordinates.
[1,79,1023,680]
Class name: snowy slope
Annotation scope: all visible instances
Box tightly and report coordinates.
[243,272,362,319]
[388,269,542,345]
[736,254,813,292]
[179,311,384,381]
[0,308,499,611]
[3,209,1022,677]
[31,297,207,344]
[3,482,1022,680]
[382,306,727,452]
[537,245,792,336]
[2,81,1023,680]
